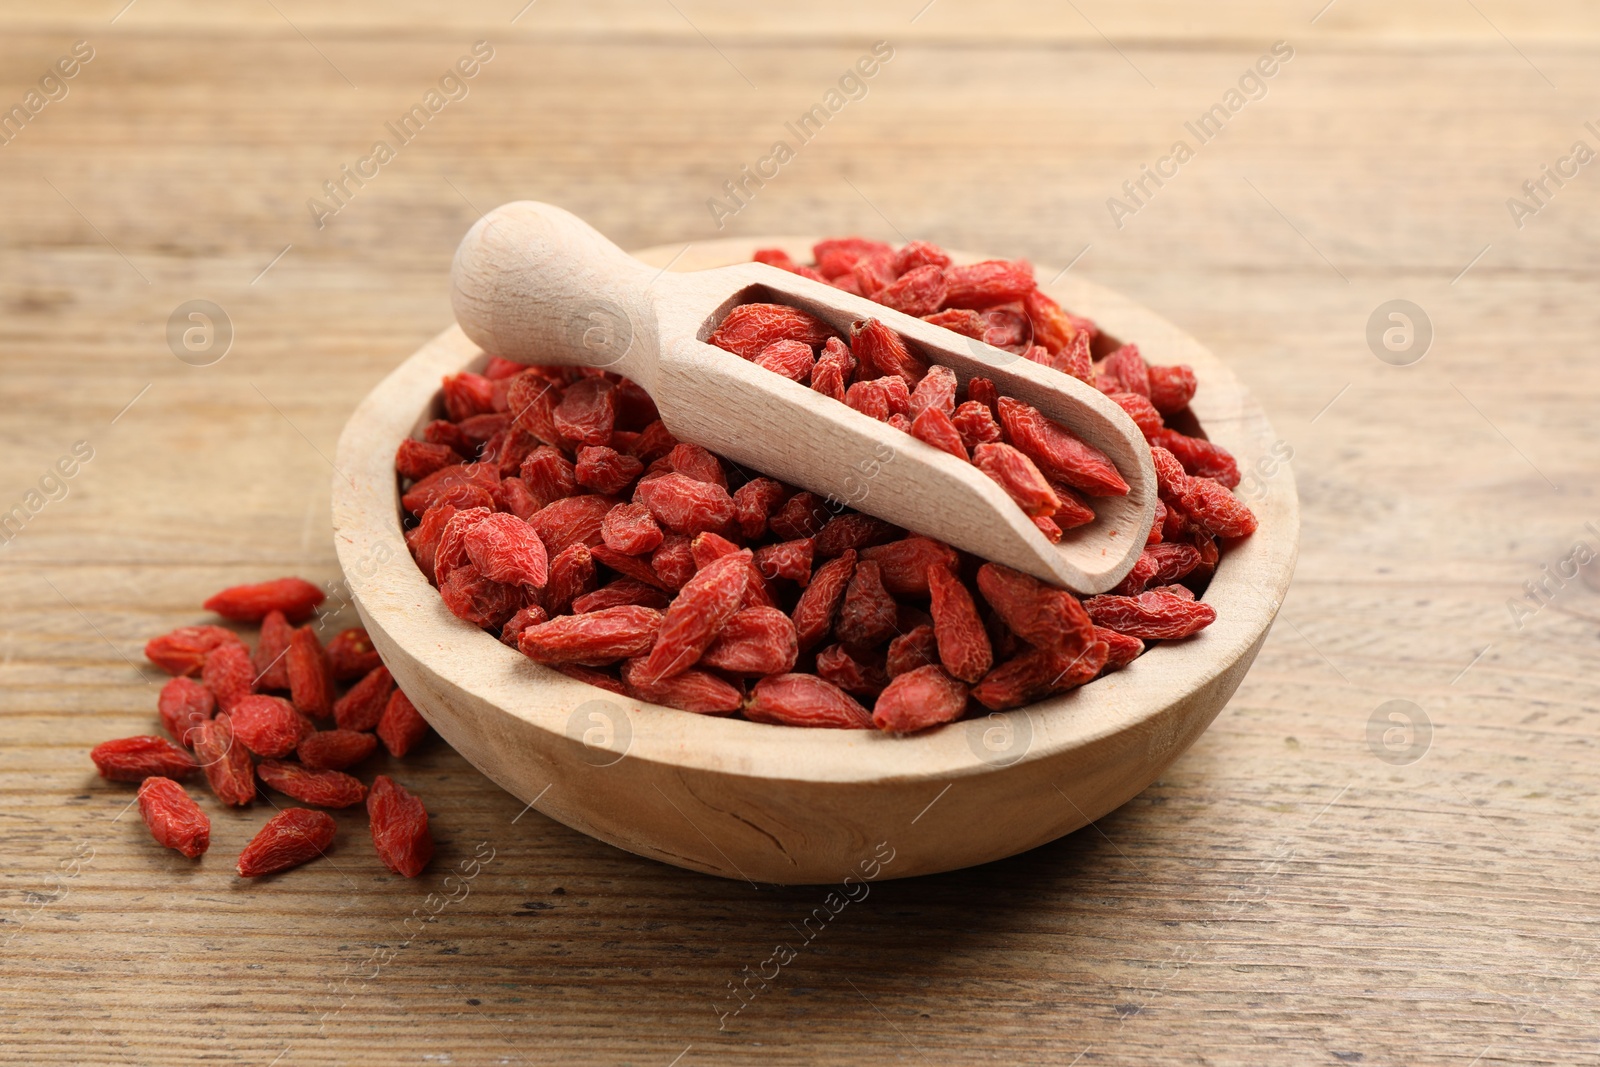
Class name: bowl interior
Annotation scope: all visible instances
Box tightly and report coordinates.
[332,238,1299,792]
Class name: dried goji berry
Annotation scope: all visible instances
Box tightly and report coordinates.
[752,538,813,586]
[258,760,367,808]
[942,259,1036,309]
[298,728,378,771]
[860,536,959,596]
[575,444,644,495]
[971,639,1108,710]
[635,473,735,535]
[1109,392,1164,438]
[192,713,255,806]
[237,807,336,877]
[377,689,431,758]
[873,263,947,317]
[325,627,382,681]
[665,443,727,487]
[145,625,244,677]
[834,559,898,648]
[872,665,969,732]
[1103,344,1150,398]
[530,494,612,555]
[253,610,293,690]
[1084,589,1217,640]
[136,777,209,858]
[91,736,198,782]
[928,566,993,683]
[973,442,1061,517]
[518,606,664,666]
[201,641,255,714]
[1097,626,1145,669]
[745,674,872,729]
[333,665,395,732]
[813,514,901,558]
[158,676,215,747]
[1148,363,1197,414]
[788,548,855,651]
[850,318,926,386]
[995,396,1129,497]
[975,563,1094,652]
[368,775,433,878]
[699,607,799,675]
[401,462,499,516]
[395,438,459,482]
[442,371,497,421]
[543,543,598,614]
[754,339,817,382]
[636,550,750,683]
[1150,428,1240,489]
[492,475,541,520]
[230,694,314,759]
[621,658,743,714]
[767,491,829,541]
[553,376,616,446]
[406,503,458,584]
[910,406,968,459]
[286,626,333,719]
[463,511,549,587]
[886,623,939,677]
[951,401,1004,452]
[519,445,577,505]
[707,302,837,360]
[690,531,742,569]
[600,501,665,556]
[572,578,671,614]
[203,577,325,623]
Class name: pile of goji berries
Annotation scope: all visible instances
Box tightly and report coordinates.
[398,237,1257,732]
[90,577,434,877]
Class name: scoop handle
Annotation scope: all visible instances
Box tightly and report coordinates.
[450,201,660,389]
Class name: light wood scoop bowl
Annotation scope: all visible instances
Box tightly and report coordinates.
[450,201,1155,595]
[331,233,1299,885]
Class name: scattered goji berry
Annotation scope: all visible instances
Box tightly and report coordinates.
[157,676,215,747]
[258,760,367,808]
[286,626,333,719]
[237,807,336,877]
[136,776,210,858]
[145,625,244,677]
[192,713,256,807]
[230,694,314,759]
[333,666,395,732]
[201,641,256,714]
[368,775,433,878]
[203,577,326,623]
[298,728,378,771]
[377,689,431,758]
[253,610,294,690]
[325,627,382,681]
[91,736,198,782]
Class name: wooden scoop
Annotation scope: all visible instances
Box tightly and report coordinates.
[450,201,1156,594]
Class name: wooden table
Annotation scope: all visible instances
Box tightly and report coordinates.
[4,4,1597,1063]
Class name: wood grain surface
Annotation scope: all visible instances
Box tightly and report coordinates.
[2,2,1597,1064]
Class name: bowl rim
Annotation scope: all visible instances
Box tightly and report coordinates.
[332,237,1299,788]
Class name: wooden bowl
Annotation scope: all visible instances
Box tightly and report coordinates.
[331,238,1299,885]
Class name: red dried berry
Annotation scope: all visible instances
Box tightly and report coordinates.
[1084,589,1217,640]
[136,777,210,858]
[1103,344,1150,398]
[395,438,459,482]
[237,807,336,877]
[201,641,255,714]
[928,566,994,683]
[253,610,294,690]
[699,607,799,675]
[463,511,549,587]
[707,302,837,360]
[753,538,813,586]
[893,240,953,274]
[951,400,1004,452]
[910,406,968,460]
[286,626,333,719]
[91,736,198,782]
[971,639,1108,711]
[791,548,855,650]
[258,760,367,809]
[543,543,598,614]
[575,445,644,495]
[297,729,378,771]
[973,442,1062,517]
[230,694,314,759]
[621,658,743,714]
[518,606,664,666]
[995,396,1129,497]
[873,263,948,317]
[325,627,382,681]
[530,494,612,555]
[745,674,872,729]
[872,665,969,732]
[835,559,898,648]
[942,259,1036,309]
[1148,363,1198,414]
[636,550,750,683]
[442,371,497,421]
[145,625,244,677]
[439,564,523,629]
[1109,392,1165,438]
[635,473,736,536]
[571,578,671,614]
[768,491,829,541]
[192,713,255,806]
[886,623,940,677]
[333,666,395,732]
[600,501,665,556]
[203,577,325,623]
[860,536,959,596]
[368,775,433,878]
[850,318,926,386]
[553,376,616,446]
[975,563,1095,653]
[158,676,215,747]
[1097,626,1145,669]
[754,339,817,382]
[1150,428,1241,489]
[377,689,431,758]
